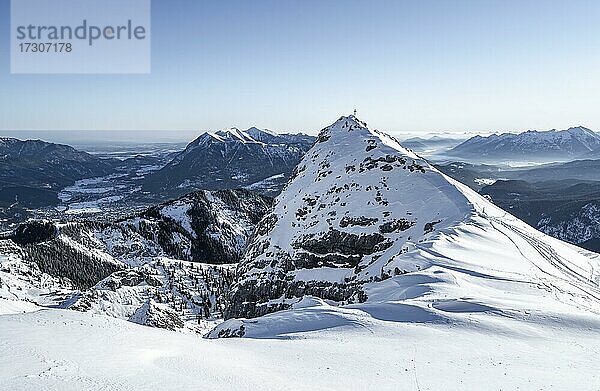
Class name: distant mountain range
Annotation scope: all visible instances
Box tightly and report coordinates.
[436,159,600,191]
[401,136,463,155]
[142,127,315,197]
[0,137,115,207]
[0,128,315,214]
[436,160,600,252]
[447,126,600,161]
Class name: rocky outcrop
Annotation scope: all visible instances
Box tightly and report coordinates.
[130,300,185,331]
[100,269,162,291]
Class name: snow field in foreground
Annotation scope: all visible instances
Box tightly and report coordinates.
[0,308,598,391]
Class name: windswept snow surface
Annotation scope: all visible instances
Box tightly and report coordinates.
[0,308,598,390]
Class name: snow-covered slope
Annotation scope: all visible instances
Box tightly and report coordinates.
[0,223,237,332]
[1,117,600,390]
[1,307,599,390]
[448,126,600,161]
[222,115,600,334]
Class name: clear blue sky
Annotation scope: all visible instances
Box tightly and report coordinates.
[1,0,600,139]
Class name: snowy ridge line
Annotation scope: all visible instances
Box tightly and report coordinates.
[217,115,600,338]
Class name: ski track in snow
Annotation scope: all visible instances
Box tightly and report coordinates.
[486,215,600,314]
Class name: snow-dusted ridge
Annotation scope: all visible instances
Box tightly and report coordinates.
[217,115,600,337]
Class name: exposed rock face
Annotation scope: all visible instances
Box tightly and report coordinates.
[225,116,470,319]
[295,229,390,258]
[100,269,162,291]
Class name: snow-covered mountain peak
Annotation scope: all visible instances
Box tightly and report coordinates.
[224,116,479,318]
[191,132,225,146]
[186,128,262,152]
[143,127,315,197]
[189,128,262,148]
[214,127,258,144]
[317,115,421,163]
[319,115,369,138]
[245,127,277,139]
[223,115,600,326]
[191,127,291,146]
[518,126,600,147]
[566,125,594,133]
[564,125,598,140]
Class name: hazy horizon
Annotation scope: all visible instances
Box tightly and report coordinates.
[1,123,595,143]
[0,121,595,144]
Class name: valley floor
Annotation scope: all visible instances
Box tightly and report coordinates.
[0,306,598,391]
